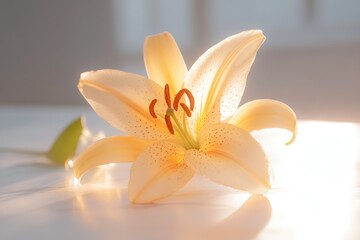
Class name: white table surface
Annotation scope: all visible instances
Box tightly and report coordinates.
[1,106,359,240]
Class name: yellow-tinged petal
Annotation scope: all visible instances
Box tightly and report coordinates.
[184,30,265,134]
[185,123,270,194]
[74,136,152,180]
[144,32,187,94]
[228,99,297,144]
[129,141,194,203]
[78,69,171,140]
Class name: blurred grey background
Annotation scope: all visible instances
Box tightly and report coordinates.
[0,0,359,122]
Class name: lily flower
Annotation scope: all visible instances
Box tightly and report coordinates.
[75,30,297,203]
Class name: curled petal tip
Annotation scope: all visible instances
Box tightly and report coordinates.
[241,29,265,38]
[286,125,298,146]
[80,71,93,79]
[228,99,297,145]
[146,31,171,38]
[144,32,172,43]
[250,29,266,42]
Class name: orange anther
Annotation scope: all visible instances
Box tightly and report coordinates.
[173,88,195,111]
[165,114,174,134]
[149,99,158,118]
[164,84,171,108]
[180,103,192,117]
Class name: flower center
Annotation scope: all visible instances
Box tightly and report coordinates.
[149,84,198,149]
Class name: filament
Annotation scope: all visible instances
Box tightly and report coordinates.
[165,114,174,134]
[164,84,172,108]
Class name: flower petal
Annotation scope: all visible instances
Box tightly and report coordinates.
[184,30,265,134]
[74,136,152,180]
[78,69,170,140]
[185,123,270,194]
[228,99,297,144]
[129,141,194,203]
[144,32,187,94]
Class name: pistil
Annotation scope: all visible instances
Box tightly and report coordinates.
[167,109,198,149]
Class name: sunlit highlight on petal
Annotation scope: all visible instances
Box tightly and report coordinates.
[228,99,297,144]
[74,136,152,180]
[144,32,187,94]
[184,30,266,133]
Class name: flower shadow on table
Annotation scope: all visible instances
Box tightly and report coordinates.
[192,194,272,240]
[66,185,271,240]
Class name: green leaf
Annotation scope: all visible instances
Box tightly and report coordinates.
[46,116,84,165]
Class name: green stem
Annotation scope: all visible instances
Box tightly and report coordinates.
[0,147,46,156]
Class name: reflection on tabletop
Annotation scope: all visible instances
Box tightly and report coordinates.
[0,120,359,240]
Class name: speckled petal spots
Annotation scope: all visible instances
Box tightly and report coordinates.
[129,141,194,203]
[184,30,265,133]
[78,69,171,140]
[74,136,152,180]
[185,123,270,194]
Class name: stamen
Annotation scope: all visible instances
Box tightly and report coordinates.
[164,84,171,108]
[149,99,158,118]
[173,88,195,111]
[165,114,174,134]
[180,103,192,117]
